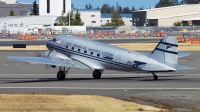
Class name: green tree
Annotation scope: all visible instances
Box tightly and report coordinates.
[74,10,84,26]
[139,6,144,10]
[57,10,67,26]
[33,0,38,15]
[107,3,125,26]
[173,21,182,26]
[101,3,113,13]
[123,6,131,13]
[96,6,100,10]
[88,3,93,9]
[181,0,200,4]
[171,0,179,5]
[9,9,15,16]
[132,6,135,11]
[85,4,88,9]
[155,0,175,8]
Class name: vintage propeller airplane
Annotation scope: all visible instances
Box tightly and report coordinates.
[7,35,194,80]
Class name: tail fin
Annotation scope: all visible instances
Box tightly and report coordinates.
[151,36,178,65]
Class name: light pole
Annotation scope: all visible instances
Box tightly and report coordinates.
[69,10,70,26]
[92,0,95,9]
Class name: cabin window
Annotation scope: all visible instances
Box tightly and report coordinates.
[84,50,87,53]
[72,47,74,50]
[90,52,93,55]
[78,49,80,52]
[97,54,100,57]
[66,45,68,48]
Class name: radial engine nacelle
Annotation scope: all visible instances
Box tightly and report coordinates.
[42,51,71,60]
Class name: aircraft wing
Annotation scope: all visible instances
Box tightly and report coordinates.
[7,56,90,69]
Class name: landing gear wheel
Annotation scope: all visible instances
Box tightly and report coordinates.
[151,72,158,80]
[93,70,102,79]
[153,75,158,80]
[57,71,66,80]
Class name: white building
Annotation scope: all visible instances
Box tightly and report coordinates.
[101,14,132,26]
[0,0,16,4]
[132,4,200,26]
[73,9,101,27]
[0,16,57,34]
[39,0,71,16]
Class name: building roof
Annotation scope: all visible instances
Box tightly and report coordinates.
[73,9,100,12]
[101,13,132,18]
[132,4,200,12]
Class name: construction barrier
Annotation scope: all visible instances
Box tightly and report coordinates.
[120,33,125,38]
[108,33,112,38]
[128,33,132,38]
[114,33,118,38]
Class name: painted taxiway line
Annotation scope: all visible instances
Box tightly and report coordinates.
[0,87,200,90]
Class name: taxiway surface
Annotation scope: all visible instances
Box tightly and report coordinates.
[0,51,200,111]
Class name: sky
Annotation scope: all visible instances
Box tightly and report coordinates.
[16,0,160,9]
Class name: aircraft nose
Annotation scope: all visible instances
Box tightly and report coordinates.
[46,40,51,46]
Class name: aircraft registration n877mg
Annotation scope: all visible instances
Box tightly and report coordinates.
[7,35,195,80]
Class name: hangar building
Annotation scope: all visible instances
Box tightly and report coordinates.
[132,4,200,26]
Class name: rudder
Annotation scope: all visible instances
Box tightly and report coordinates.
[151,37,178,65]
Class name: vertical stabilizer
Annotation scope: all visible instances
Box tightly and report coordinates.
[151,37,178,65]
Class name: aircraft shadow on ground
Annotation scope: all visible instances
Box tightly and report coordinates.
[2,75,184,84]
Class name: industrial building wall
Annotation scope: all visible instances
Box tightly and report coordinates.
[39,0,71,16]
[0,16,57,33]
[145,4,200,26]
[147,4,200,19]
[101,18,132,26]
[79,11,101,27]
[0,0,16,3]
[158,13,200,26]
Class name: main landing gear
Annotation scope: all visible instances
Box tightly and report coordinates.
[57,67,70,80]
[151,72,158,80]
[93,69,103,79]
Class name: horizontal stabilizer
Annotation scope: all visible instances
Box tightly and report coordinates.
[175,65,195,70]
[178,52,191,58]
[140,64,176,72]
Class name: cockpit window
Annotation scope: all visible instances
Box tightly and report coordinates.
[53,38,56,42]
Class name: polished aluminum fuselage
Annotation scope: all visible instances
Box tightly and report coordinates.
[46,35,170,72]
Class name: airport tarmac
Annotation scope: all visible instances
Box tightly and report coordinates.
[0,50,200,111]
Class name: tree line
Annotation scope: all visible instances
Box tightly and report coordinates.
[85,3,136,13]
[155,0,200,8]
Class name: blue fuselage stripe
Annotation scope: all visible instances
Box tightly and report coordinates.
[46,44,133,69]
